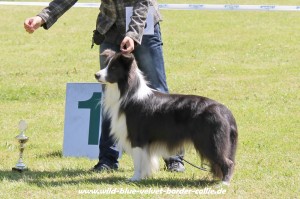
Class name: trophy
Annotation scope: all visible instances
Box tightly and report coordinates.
[12,120,29,172]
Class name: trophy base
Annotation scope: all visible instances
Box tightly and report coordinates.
[12,167,28,172]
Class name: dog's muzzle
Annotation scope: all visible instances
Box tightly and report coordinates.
[95,72,107,83]
[94,73,101,81]
[95,68,109,83]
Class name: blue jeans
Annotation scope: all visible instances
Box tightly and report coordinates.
[98,24,184,166]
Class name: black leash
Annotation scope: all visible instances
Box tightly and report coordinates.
[182,158,208,171]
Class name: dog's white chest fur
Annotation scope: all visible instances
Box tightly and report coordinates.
[103,84,131,153]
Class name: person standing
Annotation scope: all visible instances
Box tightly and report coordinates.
[24,0,185,172]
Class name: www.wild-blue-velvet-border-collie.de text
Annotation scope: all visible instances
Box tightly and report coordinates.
[95,49,238,185]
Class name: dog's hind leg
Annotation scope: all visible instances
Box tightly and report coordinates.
[210,157,234,185]
[198,128,235,184]
[222,126,238,184]
[211,162,223,180]
[220,158,234,185]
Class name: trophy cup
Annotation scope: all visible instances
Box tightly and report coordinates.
[12,120,29,172]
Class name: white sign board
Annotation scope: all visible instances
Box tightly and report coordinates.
[63,83,102,159]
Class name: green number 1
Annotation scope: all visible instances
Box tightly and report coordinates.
[78,92,102,145]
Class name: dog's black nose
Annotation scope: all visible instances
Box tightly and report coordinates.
[95,73,100,79]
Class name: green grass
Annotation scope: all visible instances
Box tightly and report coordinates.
[0,1,299,198]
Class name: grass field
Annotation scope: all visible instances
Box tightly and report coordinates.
[0,1,299,198]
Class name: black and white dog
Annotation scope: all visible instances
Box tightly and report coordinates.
[95,49,238,185]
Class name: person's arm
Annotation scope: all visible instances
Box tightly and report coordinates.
[38,0,78,29]
[126,0,150,44]
[121,0,150,53]
[24,0,77,33]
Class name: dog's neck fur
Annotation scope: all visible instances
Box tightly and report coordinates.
[103,60,153,113]
[125,61,153,102]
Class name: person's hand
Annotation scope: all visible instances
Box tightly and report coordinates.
[24,16,45,34]
[120,36,135,54]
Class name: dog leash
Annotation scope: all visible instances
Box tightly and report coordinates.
[182,158,208,171]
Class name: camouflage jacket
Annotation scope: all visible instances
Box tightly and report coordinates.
[38,0,162,44]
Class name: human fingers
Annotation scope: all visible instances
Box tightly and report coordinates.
[24,16,43,33]
[24,18,34,33]
[120,36,134,54]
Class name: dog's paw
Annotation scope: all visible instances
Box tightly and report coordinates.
[213,181,230,189]
[128,176,142,182]
[221,181,230,186]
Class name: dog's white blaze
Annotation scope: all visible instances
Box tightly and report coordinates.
[105,57,113,71]
[96,57,113,83]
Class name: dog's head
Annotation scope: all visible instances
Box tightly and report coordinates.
[95,49,135,84]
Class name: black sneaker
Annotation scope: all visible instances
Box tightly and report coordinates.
[165,161,185,172]
[91,161,118,172]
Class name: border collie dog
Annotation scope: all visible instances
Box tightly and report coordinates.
[95,49,238,185]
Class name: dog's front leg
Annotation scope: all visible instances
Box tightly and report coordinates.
[129,147,143,181]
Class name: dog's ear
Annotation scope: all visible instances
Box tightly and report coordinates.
[100,49,116,59]
[120,53,134,66]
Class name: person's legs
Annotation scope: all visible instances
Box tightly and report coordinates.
[134,24,185,172]
[134,25,167,92]
[92,42,120,171]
